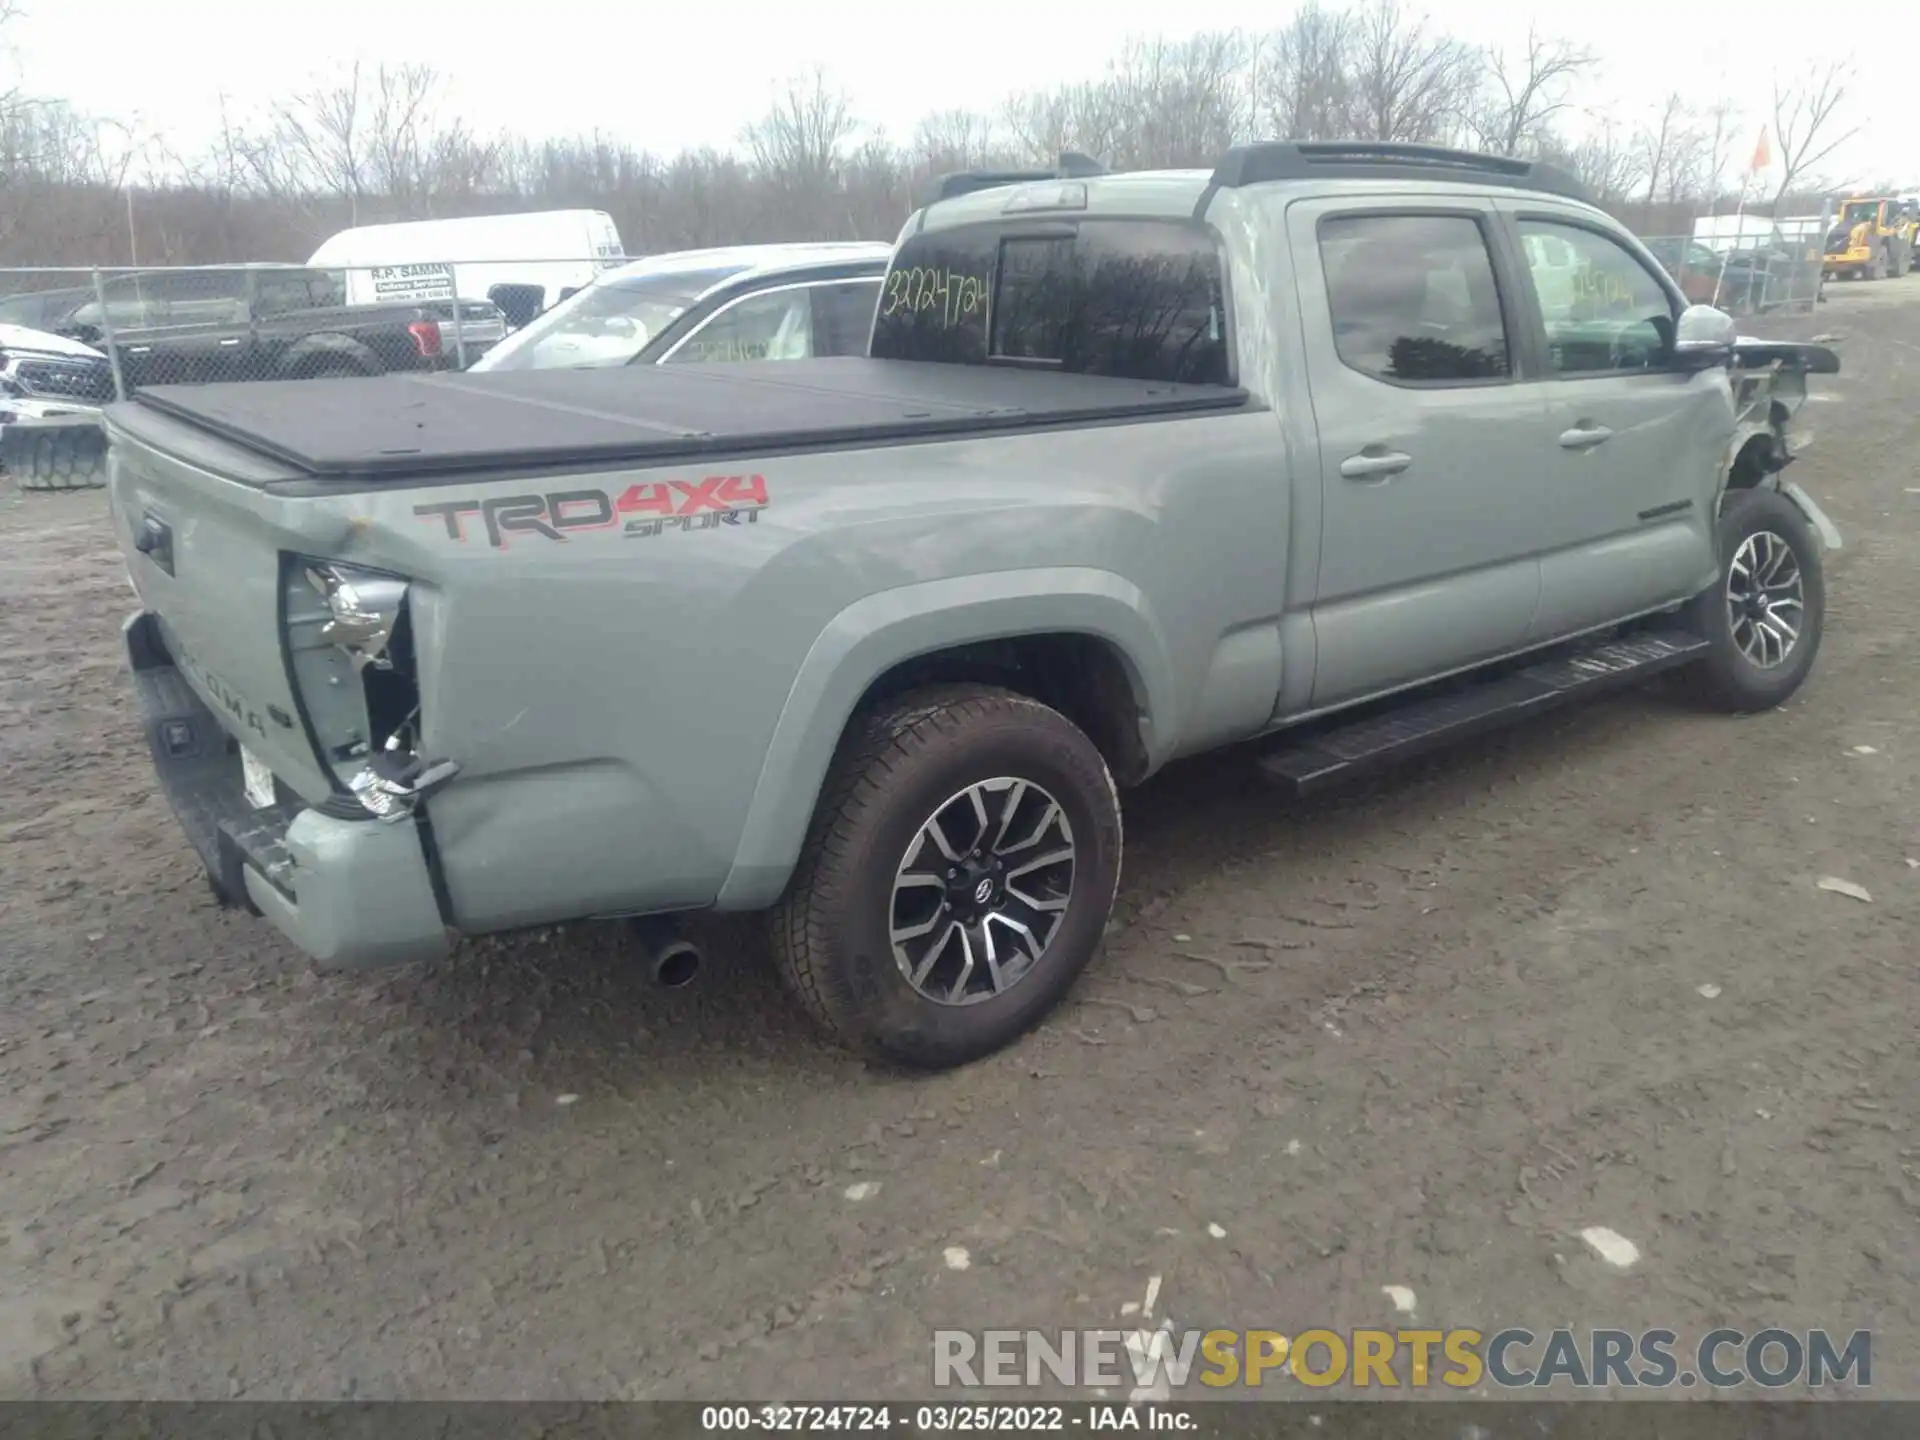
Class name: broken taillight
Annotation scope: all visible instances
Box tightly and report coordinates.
[286,559,458,821]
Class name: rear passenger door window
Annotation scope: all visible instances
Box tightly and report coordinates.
[1516,221,1676,374]
[665,286,814,364]
[1318,214,1511,384]
[809,280,881,356]
[253,270,338,316]
[142,271,248,329]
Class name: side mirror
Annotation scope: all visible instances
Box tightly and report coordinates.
[1673,304,1736,370]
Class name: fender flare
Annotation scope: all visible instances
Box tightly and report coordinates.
[713,567,1176,911]
[1779,480,1843,552]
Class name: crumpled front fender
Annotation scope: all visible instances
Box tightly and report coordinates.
[1720,342,1843,552]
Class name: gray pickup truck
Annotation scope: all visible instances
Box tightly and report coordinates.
[103,143,1840,1071]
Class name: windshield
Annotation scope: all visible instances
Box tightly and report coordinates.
[470,266,749,371]
[1842,201,1880,226]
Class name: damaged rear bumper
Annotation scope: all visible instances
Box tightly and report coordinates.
[124,609,450,969]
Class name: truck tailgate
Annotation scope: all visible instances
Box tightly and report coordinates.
[107,415,340,806]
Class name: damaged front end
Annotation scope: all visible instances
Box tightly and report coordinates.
[1723,336,1843,551]
[288,560,460,821]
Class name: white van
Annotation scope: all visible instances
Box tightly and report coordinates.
[307,210,625,328]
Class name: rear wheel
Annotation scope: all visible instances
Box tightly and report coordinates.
[1678,487,1824,713]
[297,360,373,380]
[1,421,107,491]
[768,683,1123,1070]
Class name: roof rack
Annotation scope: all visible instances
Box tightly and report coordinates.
[929,151,1107,204]
[1207,141,1596,207]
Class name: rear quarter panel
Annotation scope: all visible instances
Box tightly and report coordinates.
[321,409,1292,928]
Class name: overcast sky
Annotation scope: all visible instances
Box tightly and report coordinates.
[8,0,1895,189]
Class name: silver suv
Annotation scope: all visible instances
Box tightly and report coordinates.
[467,242,892,373]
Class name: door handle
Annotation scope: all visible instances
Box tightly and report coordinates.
[1339,449,1413,480]
[219,337,241,347]
[1559,424,1613,450]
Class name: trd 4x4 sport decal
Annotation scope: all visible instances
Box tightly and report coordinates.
[413,474,770,549]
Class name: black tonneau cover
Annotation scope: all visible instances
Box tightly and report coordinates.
[124,358,1252,482]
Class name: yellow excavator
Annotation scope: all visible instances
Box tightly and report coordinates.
[1822,196,1914,280]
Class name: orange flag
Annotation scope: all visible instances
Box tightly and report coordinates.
[1750,125,1771,173]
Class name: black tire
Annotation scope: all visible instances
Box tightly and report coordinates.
[1,422,107,491]
[768,683,1123,1070]
[1677,487,1825,713]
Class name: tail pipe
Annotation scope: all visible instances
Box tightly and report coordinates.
[629,916,703,988]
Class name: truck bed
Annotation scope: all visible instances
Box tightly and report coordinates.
[123,357,1253,486]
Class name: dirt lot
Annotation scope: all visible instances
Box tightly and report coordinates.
[2,284,1917,1404]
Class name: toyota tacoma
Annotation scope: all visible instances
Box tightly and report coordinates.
[103,142,1840,1070]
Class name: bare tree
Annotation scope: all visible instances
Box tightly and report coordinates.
[742,69,862,237]
[218,61,491,226]
[1540,117,1646,203]
[1259,5,1356,141]
[0,0,29,244]
[1003,31,1253,170]
[1636,93,1688,204]
[1693,98,1740,207]
[744,69,856,187]
[1771,60,1856,203]
[1474,28,1594,155]
[0,8,1883,270]
[1346,0,1481,145]
[0,0,20,118]
[363,62,437,207]
[911,109,1003,174]
[1002,79,1128,165]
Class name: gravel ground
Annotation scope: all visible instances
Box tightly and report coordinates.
[1,282,1916,1403]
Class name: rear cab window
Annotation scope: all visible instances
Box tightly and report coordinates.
[254,268,346,315]
[870,219,1232,385]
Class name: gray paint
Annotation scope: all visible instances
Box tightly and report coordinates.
[105,166,1832,967]
[242,808,446,967]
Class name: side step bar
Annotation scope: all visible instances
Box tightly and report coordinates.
[1257,629,1710,795]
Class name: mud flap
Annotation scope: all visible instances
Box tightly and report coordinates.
[1780,480,1843,552]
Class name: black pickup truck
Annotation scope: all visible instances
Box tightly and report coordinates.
[59,264,507,391]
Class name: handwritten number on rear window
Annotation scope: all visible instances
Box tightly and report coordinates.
[882,267,988,327]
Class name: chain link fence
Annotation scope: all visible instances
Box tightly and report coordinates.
[1640,204,1834,318]
[1638,234,1823,317]
[0,259,616,490]
[0,260,618,405]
